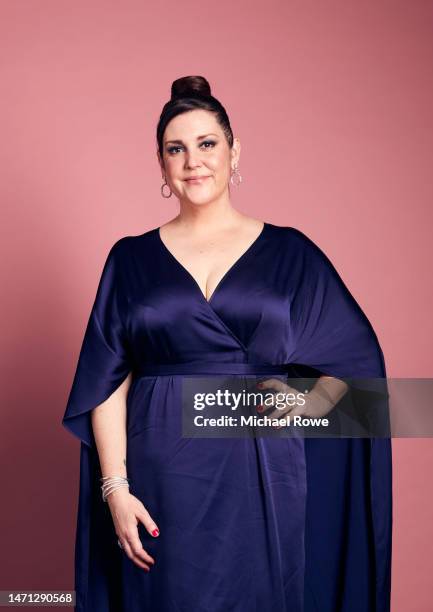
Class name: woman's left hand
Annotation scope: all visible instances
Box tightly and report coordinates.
[255,378,335,426]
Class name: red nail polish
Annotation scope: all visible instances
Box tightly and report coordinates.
[152,528,159,537]
[257,382,263,388]
[257,405,264,413]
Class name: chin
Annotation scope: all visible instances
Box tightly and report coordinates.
[183,190,218,205]
[188,197,215,207]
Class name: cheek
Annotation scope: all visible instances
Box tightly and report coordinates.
[166,158,182,174]
[210,153,231,178]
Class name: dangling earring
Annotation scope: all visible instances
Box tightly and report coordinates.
[230,163,242,186]
[161,179,172,198]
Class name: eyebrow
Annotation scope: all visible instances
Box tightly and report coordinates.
[164,133,219,145]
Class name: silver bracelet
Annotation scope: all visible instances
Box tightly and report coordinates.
[100,475,130,502]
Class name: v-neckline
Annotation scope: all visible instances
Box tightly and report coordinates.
[157,222,268,305]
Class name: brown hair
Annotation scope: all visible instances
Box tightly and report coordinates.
[156,75,234,159]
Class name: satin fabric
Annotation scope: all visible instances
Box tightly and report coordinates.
[62,222,392,612]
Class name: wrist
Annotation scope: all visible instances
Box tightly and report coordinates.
[100,475,130,502]
[305,388,334,417]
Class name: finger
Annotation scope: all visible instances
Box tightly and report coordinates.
[267,406,292,421]
[263,389,299,416]
[119,535,151,571]
[137,508,160,539]
[256,381,301,414]
[256,378,288,393]
[287,405,305,418]
[260,391,277,411]
[127,523,155,565]
[266,401,302,427]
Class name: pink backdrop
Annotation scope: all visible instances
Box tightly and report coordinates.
[1,0,432,609]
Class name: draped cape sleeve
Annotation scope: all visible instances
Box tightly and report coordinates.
[286,228,391,432]
[62,238,132,448]
[288,228,385,379]
[286,228,392,612]
[61,239,134,610]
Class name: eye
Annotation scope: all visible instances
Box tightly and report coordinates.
[200,140,216,149]
[167,145,183,155]
[166,140,217,155]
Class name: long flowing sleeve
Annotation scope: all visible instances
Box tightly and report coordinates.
[62,238,132,448]
[286,227,392,612]
[286,228,390,436]
[288,228,386,380]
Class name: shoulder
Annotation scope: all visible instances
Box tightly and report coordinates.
[266,223,314,243]
[107,227,157,258]
[267,223,329,258]
[267,224,345,285]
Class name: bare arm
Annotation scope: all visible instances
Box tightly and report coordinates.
[91,373,131,480]
[91,375,159,572]
[309,375,349,408]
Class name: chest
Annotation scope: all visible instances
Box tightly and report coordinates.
[123,228,294,363]
[159,232,264,303]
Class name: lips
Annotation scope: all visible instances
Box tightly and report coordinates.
[184,176,210,182]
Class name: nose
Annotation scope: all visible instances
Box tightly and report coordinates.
[184,150,201,169]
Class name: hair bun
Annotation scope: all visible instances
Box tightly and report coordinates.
[171,75,211,100]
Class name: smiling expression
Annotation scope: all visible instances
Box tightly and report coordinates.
[158,109,240,205]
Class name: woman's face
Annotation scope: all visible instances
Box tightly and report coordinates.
[158,109,240,205]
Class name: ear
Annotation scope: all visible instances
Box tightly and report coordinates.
[231,137,241,167]
[156,149,165,177]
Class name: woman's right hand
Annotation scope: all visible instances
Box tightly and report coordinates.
[107,488,159,571]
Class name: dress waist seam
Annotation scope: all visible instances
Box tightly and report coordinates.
[134,361,291,377]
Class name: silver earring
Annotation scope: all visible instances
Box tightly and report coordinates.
[230,164,242,186]
[161,179,172,198]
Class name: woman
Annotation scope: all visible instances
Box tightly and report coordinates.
[62,75,392,612]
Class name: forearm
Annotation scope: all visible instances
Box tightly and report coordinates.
[91,373,132,478]
[310,375,349,408]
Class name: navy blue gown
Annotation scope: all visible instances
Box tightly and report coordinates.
[62,223,392,612]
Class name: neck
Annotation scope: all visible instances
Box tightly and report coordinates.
[173,197,245,234]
